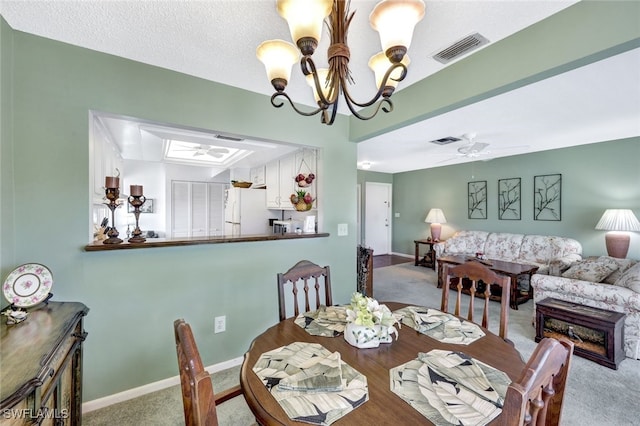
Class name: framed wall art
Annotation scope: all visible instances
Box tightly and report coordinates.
[468,181,487,219]
[534,174,562,221]
[128,198,154,213]
[498,178,521,220]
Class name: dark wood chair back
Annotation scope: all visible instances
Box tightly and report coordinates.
[500,337,574,425]
[277,260,332,321]
[441,260,511,339]
[174,319,242,426]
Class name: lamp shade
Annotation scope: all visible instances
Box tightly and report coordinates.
[256,40,300,86]
[425,208,447,224]
[277,0,332,46]
[595,209,640,231]
[595,209,640,259]
[370,0,425,54]
[425,208,446,241]
[368,52,409,89]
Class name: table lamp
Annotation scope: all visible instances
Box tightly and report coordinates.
[595,209,640,258]
[425,208,446,241]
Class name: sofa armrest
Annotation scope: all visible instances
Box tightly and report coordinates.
[548,255,581,276]
[531,274,640,310]
[434,241,446,258]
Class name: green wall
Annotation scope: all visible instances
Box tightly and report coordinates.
[1,17,15,278]
[391,138,640,259]
[1,23,357,401]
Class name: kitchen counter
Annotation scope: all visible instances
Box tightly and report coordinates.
[84,232,330,251]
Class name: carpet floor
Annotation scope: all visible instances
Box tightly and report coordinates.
[84,263,640,425]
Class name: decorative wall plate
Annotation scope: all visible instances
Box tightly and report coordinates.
[2,263,53,307]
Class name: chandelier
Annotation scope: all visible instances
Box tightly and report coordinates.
[257,0,425,125]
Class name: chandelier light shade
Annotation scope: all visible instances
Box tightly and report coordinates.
[257,0,426,125]
[277,0,332,52]
[370,0,425,59]
[369,52,410,90]
[595,209,640,258]
[425,208,447,242]
[256,40,300,90]
[306,68,331,102]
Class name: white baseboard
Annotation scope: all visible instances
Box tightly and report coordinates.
[82,356,243,414]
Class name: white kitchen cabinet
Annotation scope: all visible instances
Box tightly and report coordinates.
[266,155,295,209]
[265,159,280,209]
[91,119,123,203]
[250,165,266,187]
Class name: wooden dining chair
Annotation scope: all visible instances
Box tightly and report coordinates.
[500,337,574,425]
[174,319,243,426]
[277,260,332,321]
[441,260,511,340]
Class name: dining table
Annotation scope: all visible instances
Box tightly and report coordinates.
[240,302,526,426]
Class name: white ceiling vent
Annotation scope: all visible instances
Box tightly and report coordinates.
[429,136,461,145]
[432,33,489,64]
[215,134,244,142]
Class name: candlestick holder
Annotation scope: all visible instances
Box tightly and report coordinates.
[127,195,147,243]
[103,187,123,244]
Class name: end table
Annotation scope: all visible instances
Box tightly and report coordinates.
[414,239,438,270]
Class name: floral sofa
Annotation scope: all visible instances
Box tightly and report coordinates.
[532,257,640,360]
[433,230,583,277]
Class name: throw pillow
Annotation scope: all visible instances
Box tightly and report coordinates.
[601,256,637,284]
[614,262,640,293]
[562,258,619,282]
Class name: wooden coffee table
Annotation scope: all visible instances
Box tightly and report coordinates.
[437,255,539,310]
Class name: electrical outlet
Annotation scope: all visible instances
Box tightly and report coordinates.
[337,223,348,236]
[214,316,226,333]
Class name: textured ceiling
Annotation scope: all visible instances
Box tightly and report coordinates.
[2,0,638,172]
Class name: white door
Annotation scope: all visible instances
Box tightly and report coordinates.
[190,182,208,237]
[172,181,226,238]
[364,182,392,255]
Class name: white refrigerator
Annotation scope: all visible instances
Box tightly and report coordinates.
[224,188,272,237]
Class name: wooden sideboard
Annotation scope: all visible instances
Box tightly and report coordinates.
[1,302,89,425]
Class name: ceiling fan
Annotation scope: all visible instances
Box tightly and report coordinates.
[435,133,529,164]
[173,143,230,158]
[456,133,491,158]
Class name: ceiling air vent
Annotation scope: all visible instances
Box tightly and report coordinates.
[215,134,244,142]
[432,33,489,64]
[429,136,461,145]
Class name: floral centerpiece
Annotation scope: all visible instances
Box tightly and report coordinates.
[344,292,400,348]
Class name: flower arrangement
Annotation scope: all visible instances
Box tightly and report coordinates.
[344,293,399,348]
[346,292,398,328]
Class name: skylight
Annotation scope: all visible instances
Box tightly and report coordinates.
[164,140,252,167]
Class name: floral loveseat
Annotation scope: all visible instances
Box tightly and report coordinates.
[532,257,640,360]
[433,230,583,278]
